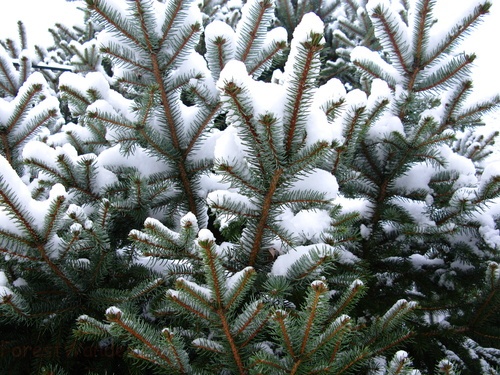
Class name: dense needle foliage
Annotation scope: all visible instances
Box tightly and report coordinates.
[0,0,499,374]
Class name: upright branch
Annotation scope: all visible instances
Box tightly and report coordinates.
[85,0,214,224]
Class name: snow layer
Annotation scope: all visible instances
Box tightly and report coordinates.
[282,13,324,87]
[105,306,122,316]
[0,155,67,236]
[0,271,12,298]
[351,46,404,85]
[271,245,336,276]
[290,168,338,200]
[177,277,212,300]
[278,207,331,242]
[197,229,216,243]
[226,266,254,290]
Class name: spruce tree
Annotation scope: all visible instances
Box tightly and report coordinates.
[0,0,499,374]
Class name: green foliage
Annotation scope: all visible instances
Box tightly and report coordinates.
[0,0,499,374]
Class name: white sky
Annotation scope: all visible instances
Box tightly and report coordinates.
[0,0,498,100]
[0,0,84,46]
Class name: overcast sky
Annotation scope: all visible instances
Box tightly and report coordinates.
[0,0,498,102]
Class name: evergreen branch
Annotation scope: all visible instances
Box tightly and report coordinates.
[24,157,72,187]
[257,113,284,170]
[469,330,500,341]
[272,195,330,206]
[0,187,39,243]
[236,0,274,63]
[338,13,367,40]
[249,168,283,266]
[127,350,166,368]
[365,98,390,128]
[295,0,310,23]
[370,3,411,74]
[248,39,287,77]
[207,35,233,81]
[426,2,491,65]
[75,315,112,341]
[439,80,472,131]
[407,115,435,144]
[456,95,500,123]
[284,34,323,157]
[18,55,30,84]
[334,349,371,375]
[274,309,297,359]
[275,0,296,32]
[329,279,365,323]
[105,310,176,370]
[2,39,18,58]
[57,154,80,189]
[333,28,357,49]
[134,0,158,54]
[469,264,499,328]
[168,292,214,321]
[100,44,153,73]
[150,56,199,217]
[379,299,417,332]
[0,246,41,262]
[412,0,435,67]
[185,103,221,157]
[217,308,246,373]
[5,83,43,134]
[209,201,259,221]
[87,108,135,130]
[0,137,11,166]
[53,22,79,41]
[372,331,415,357]
[81,157,95,197]
[224,267,256,312]
[87,0,144,50]
[117,74,150,90]
[415,53,475,92]
[286,248,335,280]
[221,80,266,174]
[1,294,30,318]
[178,75,203,100]
[175,278,214,311]
[69,40,100,71]
[217,162,263,194]
[234,300,269,341]
[136,84,157,128]
[162,23,202,70]
[0,50,18,95]
[299,281,327,355]
[305,314,351,360]
[87,249,111,288]
[198,236,225,308]
[352,57,400,89]
[159,0,184,47]
[323,98,346,121]
[42,195,66,243]
[193,338,226,355]
[188,75,222,108]
[136,127,178,162]
[58,233,80,260]
[288,141,330,177]
[38,244,81,294]
[265,222,296,249]
[334,106,366,173]
[59,84,92,114]
[251,355,289,372]
[190,235,247,372]
[25,157,101,201]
